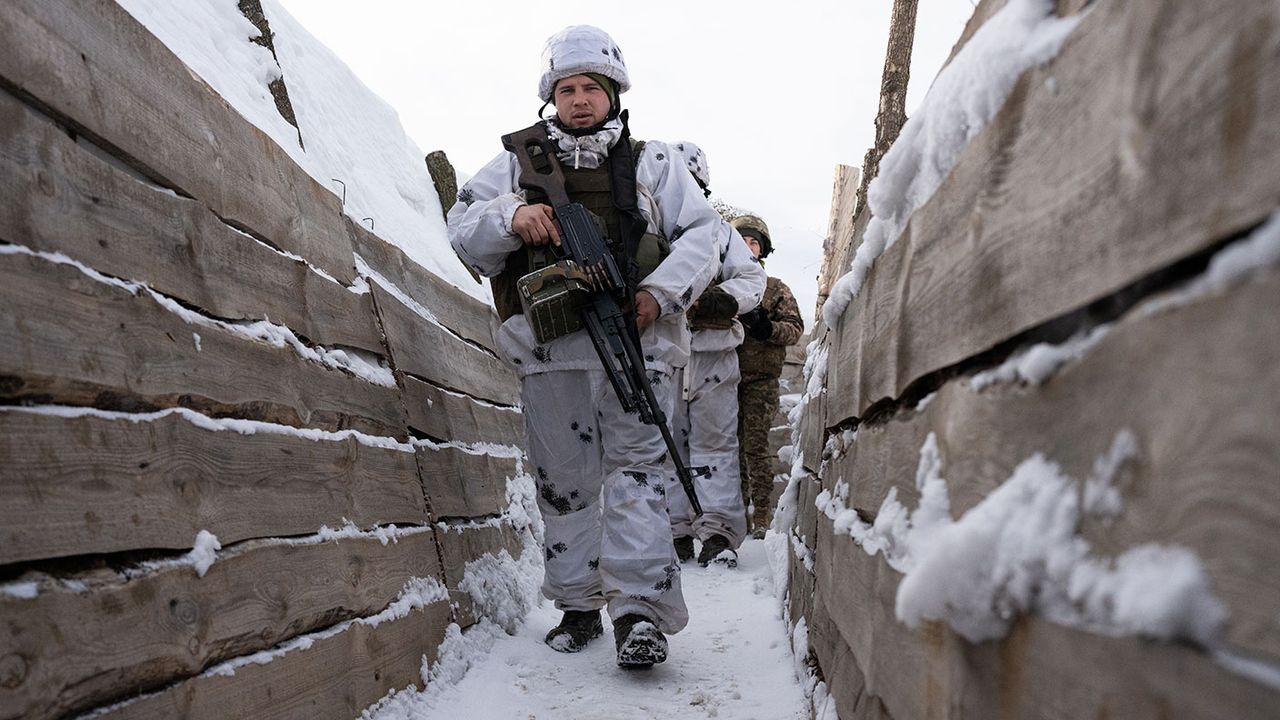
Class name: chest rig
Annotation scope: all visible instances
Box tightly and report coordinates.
[490,132,669,336]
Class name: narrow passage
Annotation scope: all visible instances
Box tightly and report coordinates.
[368,537,808,719]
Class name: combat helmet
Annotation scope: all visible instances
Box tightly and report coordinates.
[539,26,631,102]
[672,141,711,196]
[730,214,773,258]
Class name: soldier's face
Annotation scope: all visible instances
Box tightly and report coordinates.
[554,75,610,128]
[744,235,763,259]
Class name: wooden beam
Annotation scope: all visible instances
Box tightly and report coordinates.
[0,531,442,720]
[828,0,1280,421]
[402,375,524,449]
[350,219,499,354]
[0,251,405,436]
[417,446,518,520]
[436,524,524,590]
[813,518,1280,720]
[0,87,383,354]
[0,410,426,564]
[97,599,453,719]
[826,266,1280,663]
[373,283,519,407]
[0,0,356,283]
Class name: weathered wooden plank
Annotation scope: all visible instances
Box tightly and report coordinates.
[0,88,383,354]
[436,524,524,590]
[786,551,816,640]
[0,0,356,283]
[807,592,886,720]
[99,598,453,719]
[349,219,498,353]
[417,445,518,520]
[0,251,405,436]
[0,410,425,564]
[374,283,519,407]
[829,0,1280,421]
[814,517,1280,720]
[402,375,524,449]
[817,164,862,309]
[0,531,442,720]
[828,265,1280,662]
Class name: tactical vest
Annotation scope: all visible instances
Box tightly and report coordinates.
[737,276,789,380]
[490,138,669,322]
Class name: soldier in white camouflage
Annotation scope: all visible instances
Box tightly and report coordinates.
[732,215,804,537]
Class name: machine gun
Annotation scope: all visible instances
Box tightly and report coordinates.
[502,124,703,517]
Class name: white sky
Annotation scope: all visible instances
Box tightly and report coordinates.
[274,0,976,325]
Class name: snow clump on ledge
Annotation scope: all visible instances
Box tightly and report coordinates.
[822,0,1084,327]
[817,430,1227,645]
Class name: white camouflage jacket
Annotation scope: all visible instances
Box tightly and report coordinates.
[689,223,766,353]
[449,137,720,377]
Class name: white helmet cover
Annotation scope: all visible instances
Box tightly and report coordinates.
[673,141,710,189]
[539,25,631,101]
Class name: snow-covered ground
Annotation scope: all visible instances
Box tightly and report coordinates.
[363,537,808,720]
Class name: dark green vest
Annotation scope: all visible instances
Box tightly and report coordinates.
[491,140,669,322]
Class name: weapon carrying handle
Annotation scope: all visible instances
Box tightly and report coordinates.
[501,124,572,208]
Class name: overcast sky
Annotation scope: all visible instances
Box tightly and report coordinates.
[275,0,976,326]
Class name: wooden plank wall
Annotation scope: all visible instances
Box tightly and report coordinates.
[0,2,528,718]
[787,0,1280,717]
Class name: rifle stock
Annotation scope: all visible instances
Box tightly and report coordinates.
[502,123,704,517]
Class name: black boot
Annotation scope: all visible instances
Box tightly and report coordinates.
[613,613,668,668]
[674,535,695,563]
[544,609,603,653]
[696,533,737,568]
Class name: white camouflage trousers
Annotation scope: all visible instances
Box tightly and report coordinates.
[521,368,689,635]
[666,347,748,548]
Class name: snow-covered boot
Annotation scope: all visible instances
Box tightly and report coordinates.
[613,613,668,668]
[674,535,695,563]
[697,533,737,568]
[544,609,603,653]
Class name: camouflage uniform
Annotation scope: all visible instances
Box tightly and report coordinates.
[736,275,803,532]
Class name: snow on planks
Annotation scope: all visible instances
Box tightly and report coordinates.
[0,410,425,565]
[826,0,1280,423]
[0,532,442,720]
[0,88,384,354]
[0,0,356,284]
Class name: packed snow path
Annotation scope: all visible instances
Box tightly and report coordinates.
[366,538,809,719]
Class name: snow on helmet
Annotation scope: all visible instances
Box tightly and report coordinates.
[730,214,773,258]
[673,141,711,191]
[538,26,631,102]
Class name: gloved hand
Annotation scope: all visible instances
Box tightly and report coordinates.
[739,307,773,341]
[689,286,739,322]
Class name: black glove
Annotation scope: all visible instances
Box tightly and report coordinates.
[740,307,773,340]
[689,286,739,322]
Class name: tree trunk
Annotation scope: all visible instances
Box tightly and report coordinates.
[855,0,919,218]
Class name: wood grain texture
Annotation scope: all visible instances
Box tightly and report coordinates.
[0,532,442,720]
[0,0,356,283]
[813,518,1280,720]
[817,164,862,309]
[349,219,498,353]
[436,524,524,590]
[374,283,519,407]
[417,446,519,520]
[0,410,426,564]
[0,251,405,436]
[402,375,524,449]
[0,88,383,354]
[828,0,1280,422]
[825,265,1280,662]
[99,599,453,720]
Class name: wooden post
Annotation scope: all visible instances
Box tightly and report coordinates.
[425,150,482,284]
